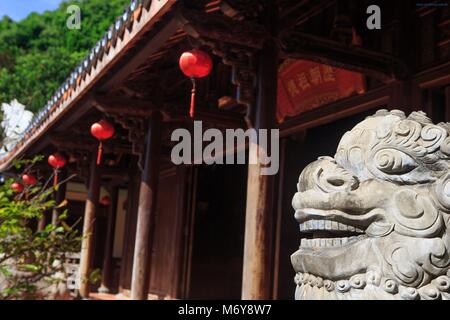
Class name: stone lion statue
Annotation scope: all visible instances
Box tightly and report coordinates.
[291,109,450,300]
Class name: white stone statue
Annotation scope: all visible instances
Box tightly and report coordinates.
[0,99,33,155]
[291,109,450,300]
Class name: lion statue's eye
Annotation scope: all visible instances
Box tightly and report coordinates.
[373,149,418,175]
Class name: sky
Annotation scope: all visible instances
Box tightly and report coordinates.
[0,0,63,21]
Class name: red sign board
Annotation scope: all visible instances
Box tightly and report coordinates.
[277,59,366,123]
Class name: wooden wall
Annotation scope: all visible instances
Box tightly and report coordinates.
[148,167,190,298]
[119,166,191,299]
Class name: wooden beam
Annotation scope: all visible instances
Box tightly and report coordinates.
[242,38,278,300]
[100,5,180,91]
[169,107,246,129]
[49,136,96,152]
[130,111,162,300]
[279,0,336,31]
[280,31,409,82]
[92,95,155,117]
[279,86,392,138]
[98,186,119,294]
[49,135,131,155]
[79,156,102,299]
[414,61,450,89]
[52,95,96,132]
[177,8,267,49]
[94,94,246,128]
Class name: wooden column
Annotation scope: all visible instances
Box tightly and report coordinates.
[79,156,102,299]
[118,170,139,292]
[98,185,119,293]
[52,167,67,226]
[37,214,46,231]
[445,86,450,122]
[130,111,162,300]
[241,37,279,300]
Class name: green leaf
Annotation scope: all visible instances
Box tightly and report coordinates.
[0,266,12,277]
[21,264,40,272]
[56,199,67,208]
[55,226,64,233]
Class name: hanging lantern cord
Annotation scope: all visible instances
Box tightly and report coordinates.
[189,77,196,119]
[53,168,59,187]
[97,141,103,165]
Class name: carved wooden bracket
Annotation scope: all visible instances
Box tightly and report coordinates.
[108,115,146,171]
[48,135,90,185]
[220,0,266,20]
[72,151,91,187]
[176,7,267,49]
[92,95,156,171]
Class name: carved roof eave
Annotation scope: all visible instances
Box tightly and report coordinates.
[0,0,178,172]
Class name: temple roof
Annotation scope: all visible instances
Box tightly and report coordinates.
[0,0,179,170]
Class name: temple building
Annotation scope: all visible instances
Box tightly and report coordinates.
[0,0,449,300]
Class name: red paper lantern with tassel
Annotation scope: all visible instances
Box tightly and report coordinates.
[91,119,115,165]
[179,49,212,118]
[11,182,24,193]
[22,174,37,186]
[48,153,66,186]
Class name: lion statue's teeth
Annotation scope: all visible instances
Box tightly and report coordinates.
[291,109,450,300]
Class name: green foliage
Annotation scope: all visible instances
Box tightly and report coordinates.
[0,0,129,113]
[0,155,81,299]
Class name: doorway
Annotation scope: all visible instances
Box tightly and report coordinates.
[187,164,247,299]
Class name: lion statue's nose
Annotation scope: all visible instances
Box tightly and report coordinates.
[298,156,359,194]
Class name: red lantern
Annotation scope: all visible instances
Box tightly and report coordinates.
[48,153,66,186]
[11,182,24,193]
[48,153,66,168]
[22,174,37,186]
[100,195,111,206]
[179,49,213,79]
[179,49,212,118]
[91,119,115,165]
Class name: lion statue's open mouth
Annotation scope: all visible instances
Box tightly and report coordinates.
[291,110,450,300]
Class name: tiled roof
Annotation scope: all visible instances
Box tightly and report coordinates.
[0,0,175,169]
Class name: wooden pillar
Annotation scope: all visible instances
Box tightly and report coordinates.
[118,170,139,292]
[445,86,450,122]
[241,37,279,300]
[272,138,287,299]
[52,167,67,226]
[98,185,119,293]
[79,156,102,299]
[37,214,46,232]
[130,111,162,300]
